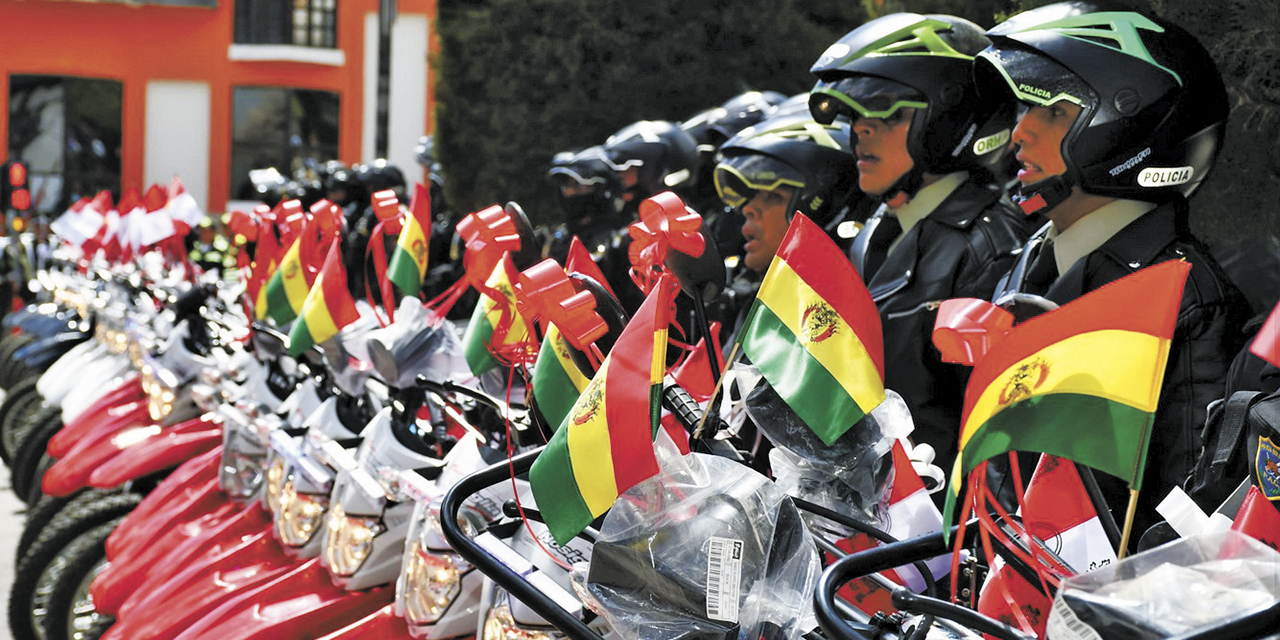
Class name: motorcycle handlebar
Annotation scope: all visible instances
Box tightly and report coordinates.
[440,447,605,640]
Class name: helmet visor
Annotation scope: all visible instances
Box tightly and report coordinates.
[809,76,926,124]
[975,47,1096,109]
[713,155,805,209]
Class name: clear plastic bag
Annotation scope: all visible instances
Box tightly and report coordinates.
[1047,530,1280,640]
[738,360,910,530]
[576,432,821,640]
[362,297,469,388]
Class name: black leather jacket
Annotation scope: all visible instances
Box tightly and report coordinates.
[992,199,1250,539]
[852,176,1033,476]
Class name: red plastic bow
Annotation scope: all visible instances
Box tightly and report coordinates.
[275,200,306,246]
[931,298,1014,366]
[628,191,706,294]
[371,189,404,235]
[456,204,523,290]
[516,259,608,352]
[309,199,345,236]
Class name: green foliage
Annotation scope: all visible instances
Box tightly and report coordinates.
[435,0,863,225]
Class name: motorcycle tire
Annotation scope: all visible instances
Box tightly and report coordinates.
[17,489,90,564]
[12,414,64,505]
[9,491,143,640]
[0,333,35,389]
[38,517,122,640]
[0,376,40,464]
[8,404,60,477]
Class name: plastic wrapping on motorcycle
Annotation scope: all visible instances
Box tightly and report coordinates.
[738,362,903,527]
[364,298,469,389]
[1047,530,1280,640]
[576,433,821,640]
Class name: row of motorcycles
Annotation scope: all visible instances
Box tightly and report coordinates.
[2,188,1278,640]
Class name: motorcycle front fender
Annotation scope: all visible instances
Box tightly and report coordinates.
[42,405,155,497]
[88,417,221,489]
[170,558,395,640]
[47,376,145,458]
[107,447,222,559]
[315,603,414,640]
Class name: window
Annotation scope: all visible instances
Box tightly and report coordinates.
[230,87,339,200]
[234,0,337,48]
[8,75,123,214]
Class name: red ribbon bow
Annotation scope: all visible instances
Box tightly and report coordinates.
[371,189,404,235]
[627,191,706,294]
[456,204,524,290]
[516,259,608,353]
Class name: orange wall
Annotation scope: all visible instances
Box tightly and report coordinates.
[0,0,435,212]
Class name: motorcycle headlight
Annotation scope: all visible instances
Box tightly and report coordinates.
[264,455,289,515]
[141,365,178,422]
[275,479,329,547]
[482,604,559,640]
[322,503,384,576]
[220,429,266,502]
[401,539,471,624]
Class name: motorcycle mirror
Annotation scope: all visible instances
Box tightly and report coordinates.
[664,219,725,304]
[504,201,542,271]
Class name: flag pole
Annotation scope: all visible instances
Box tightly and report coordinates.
[1118,488,1140,559]
[693,342,740,440]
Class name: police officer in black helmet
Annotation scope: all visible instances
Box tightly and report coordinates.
[977,2,1250,543]
[808,13,1035,482]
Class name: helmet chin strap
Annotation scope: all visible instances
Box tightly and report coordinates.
[881,167,924,209]
[1013,176,1073,217]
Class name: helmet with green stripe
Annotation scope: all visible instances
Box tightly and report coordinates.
[974,1,1228,209]
[808,13,1015,188]
[712,109,859,227]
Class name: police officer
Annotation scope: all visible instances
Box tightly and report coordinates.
[977,1,1251,542]
[808,13,1034,477]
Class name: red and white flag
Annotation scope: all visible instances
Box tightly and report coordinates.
[880,439,951,591]
[166,176,206,229]
[978,454,1117,637]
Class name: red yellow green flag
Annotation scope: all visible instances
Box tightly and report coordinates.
[387,182,432,295]
[943,260,1192,523]
[288,242,359,356]
[737,212,885,445]
[529,274,678,545]
[460,254,531,376]
[258,218,334,326]
[532,325,593,430]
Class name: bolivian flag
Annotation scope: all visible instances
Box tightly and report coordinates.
[529,274,677,545]
[460,254,531,375]
[532,325,593,429]
[944,260,1191,523]
[257,218,330,326]
[388,182,432,296]
[738,213,885,445]
[288,242,359,356]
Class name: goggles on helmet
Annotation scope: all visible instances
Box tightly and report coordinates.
[713,155,805,209]
[809,76,926,124]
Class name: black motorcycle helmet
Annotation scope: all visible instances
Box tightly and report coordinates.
[681,90,789,151]
[354,159,406,201]
[325,163,366,210]
[809,13,1016,199]
[601,120,701,201]
[973,2,1229,213]
[547,145,625,229]
[713,112,859,229]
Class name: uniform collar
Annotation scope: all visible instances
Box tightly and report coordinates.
[1049,198,1155,276]
[885,171,968,254]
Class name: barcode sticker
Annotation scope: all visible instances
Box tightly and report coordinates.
[1046,594,1104,640]
[706,536,743,622]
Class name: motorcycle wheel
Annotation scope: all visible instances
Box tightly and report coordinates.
[0,376,41,464]
[17,489,89,564]
[39,517,120,640]
[9,491,143,640]
[13,413,63,505]
[8,403,60,479]
[0,333,35,390]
